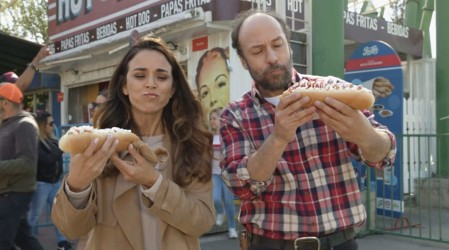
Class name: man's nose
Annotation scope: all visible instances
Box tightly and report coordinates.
[266,47,278,64]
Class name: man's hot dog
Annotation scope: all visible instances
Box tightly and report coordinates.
[59,126,140,154]
[281,77,375,110]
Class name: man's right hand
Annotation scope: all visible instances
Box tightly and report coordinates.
[273,92,316,144]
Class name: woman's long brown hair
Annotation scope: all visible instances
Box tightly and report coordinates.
[94,36,213,187]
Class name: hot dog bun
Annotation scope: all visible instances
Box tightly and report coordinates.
[59,126,140,154]
[281,77,375,110]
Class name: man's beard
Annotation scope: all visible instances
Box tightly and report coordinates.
[248,60,292,93]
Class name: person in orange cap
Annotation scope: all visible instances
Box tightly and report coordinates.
[0,83,44,250]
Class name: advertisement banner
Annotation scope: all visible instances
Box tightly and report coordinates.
[344,10,423,57]
[47,0,306,56]
[345,40,403,218]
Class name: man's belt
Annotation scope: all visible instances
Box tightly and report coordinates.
[250,228,356,250]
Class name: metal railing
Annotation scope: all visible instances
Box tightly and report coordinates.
[359,133,449,245]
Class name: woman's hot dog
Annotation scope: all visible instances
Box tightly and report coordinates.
[281,77,375,110]
[59,126,139,154]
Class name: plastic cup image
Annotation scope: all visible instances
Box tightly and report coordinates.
[379,109,393,118]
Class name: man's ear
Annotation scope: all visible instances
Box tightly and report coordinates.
[239,55,248,70]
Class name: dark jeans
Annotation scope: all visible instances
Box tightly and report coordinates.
[249,238,358,250]
[0,192,44,250]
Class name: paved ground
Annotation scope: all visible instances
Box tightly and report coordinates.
[35,225,449,250]
[33,200,449,249]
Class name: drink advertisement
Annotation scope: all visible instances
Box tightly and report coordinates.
[345,40,403,218]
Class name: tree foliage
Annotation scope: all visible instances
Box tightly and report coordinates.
[0,0,48,44]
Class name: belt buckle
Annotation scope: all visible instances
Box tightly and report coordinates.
[294,236,320,250]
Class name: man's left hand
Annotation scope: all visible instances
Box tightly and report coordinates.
[314,97,376,146]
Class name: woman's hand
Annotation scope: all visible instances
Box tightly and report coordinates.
[66,134,119,192]
[111,144,161,188]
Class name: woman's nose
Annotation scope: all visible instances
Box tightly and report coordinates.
[144,76,156,88]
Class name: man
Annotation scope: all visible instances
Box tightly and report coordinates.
[220,10,397,250]
[0,83,44,250]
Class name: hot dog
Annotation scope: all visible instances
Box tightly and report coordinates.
[281,77,375,110]
[59,126,140,154]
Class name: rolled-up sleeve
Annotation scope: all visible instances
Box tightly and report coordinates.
[219,108,273,200]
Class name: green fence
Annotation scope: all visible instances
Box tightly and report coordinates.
[359,134,449,245]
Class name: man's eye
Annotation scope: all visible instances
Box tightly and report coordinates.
[135,74,145,78]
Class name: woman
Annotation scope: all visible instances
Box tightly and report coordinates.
[28,112,73,250]
[209,109,238,239]
[51,36,215,250]
[195,47,230,125]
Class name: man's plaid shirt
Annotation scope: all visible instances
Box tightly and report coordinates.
[219,73,397,240]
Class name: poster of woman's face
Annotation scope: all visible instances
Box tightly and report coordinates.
[195,47,230,125]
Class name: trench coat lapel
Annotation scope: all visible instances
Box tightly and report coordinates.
[112,173,144,250]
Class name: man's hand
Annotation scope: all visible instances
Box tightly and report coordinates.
[246,93,316,182]
[32,45,51,66]
[314,97,376,146]
[315,97,392,164]
[274,92,316,143]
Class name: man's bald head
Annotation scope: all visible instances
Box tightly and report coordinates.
[231,9,291,57]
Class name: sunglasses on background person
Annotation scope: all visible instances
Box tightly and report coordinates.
[91,102,103,109]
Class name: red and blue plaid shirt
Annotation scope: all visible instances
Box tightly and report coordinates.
[219,72,396,240]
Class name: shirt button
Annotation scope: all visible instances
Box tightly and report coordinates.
[304,191,310,196]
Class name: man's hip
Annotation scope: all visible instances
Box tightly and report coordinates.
[247,228,357,250]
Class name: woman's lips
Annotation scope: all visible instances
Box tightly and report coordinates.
[144,92,158,98]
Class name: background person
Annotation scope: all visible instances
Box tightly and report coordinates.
[89,89,109,124]
[0,45,51,91]
[51,36,215,250]
[209,108,238,239]
[0,83,44,250]
[195,47,230,126]
[28,111,73,250]
[220,10,397,250]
